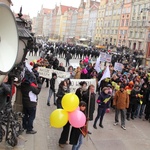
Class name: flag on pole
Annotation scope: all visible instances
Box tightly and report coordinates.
[94,55,101,73]
[98,66,110,87]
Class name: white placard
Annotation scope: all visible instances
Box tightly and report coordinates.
[114,63,124,72]
[38,67,70,79]
[55,78,97,93]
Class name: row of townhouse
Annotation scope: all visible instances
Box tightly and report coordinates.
[32,0,100,42]
[32,0,150,59]
[95,0,150,58]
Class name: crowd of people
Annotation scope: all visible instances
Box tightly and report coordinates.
[0,41,148,149]
[25,42,149,149]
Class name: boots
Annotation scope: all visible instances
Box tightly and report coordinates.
[93,124,97,129]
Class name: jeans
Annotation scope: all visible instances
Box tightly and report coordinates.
[47,89,56,104]
[23,106,36,131]
[135,104,145,117]
[72,134,83,150]
[94,107,106,126]
[115,109,126,126]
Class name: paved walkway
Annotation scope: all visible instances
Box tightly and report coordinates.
[0,56,150,150]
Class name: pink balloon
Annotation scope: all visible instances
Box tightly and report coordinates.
[69,110,86,128]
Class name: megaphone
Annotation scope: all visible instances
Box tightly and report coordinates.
[0,3,19,84]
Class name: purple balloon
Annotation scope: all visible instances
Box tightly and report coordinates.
[69,110,86,128]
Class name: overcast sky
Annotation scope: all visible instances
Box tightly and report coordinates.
[11,0,82,18]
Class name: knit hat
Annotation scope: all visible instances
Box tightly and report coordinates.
[102,87,108,92]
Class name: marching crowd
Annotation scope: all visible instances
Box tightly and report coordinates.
[26,43,150,149]
[0,42,148,150]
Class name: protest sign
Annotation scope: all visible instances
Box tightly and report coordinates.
[100,52,112,63]
[55,78,97,93]
[114,63,124,72]
[38,67,70,79]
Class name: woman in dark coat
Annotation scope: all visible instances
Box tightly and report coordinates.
[93,87,111,129]
[75,81,87,102]
[82,85,96,121]
[144,87,150,121]
[56,80,69,108]
[69,101,87,150]
[58,80,70,148]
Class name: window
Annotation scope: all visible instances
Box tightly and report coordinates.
[130,31,133,37]
[126,19,129,26]
[121,20,124,26]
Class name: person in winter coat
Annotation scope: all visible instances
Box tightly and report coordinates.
[126,85,141,120]
[75,81,87,102]
[93,87,111,129]
[21,70,42,134]
[144,87,150,121]
[47,73,57,106]
[135,83,148,118]
[113,84,129,130]
[74,67,81,79]
[56,80,69,108]
[82,85,96,121]
[0,76,11,111]
[65,51,72,67]
[57,62,65,72]
[69,101,87,150]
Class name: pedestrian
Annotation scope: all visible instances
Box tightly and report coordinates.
[126,85,141,120]
[0,76,11,111]
[93,87,111,129]
[56,80,69,108]
[144,86,150,121]
[69,101,87,150]
[47,73,57,106]
[113,84,129,130]
[57,62,65,72]
[82,84,96,121]
[65,51,72,67]
[21,69,42,134]
[75,81,87,101]
[74,67,81,79]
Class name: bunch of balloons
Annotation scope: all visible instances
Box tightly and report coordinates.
[50,93,86,128]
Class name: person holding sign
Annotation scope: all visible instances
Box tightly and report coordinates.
[93,87,111,129]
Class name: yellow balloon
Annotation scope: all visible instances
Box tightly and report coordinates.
[50,109,68,128]
[62,93,79,112]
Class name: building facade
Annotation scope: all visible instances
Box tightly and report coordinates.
[117,0,131,47]
[128,0,150,53]
[87,4,99,42]
[95,0,107,45]
[75,0,85,39]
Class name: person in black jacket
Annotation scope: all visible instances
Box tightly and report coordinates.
[93,87,111,129]
[21,69,42,134]
[69,101,87,150]
[75,81,87,102]
[65,51,72,67]
[47,73,57,106]
[56,80,69,109]
[144,87,150,121]
[126,85,141,120]
[82,85,96,121]
[57,62,65,72]
[0,76,11,111]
